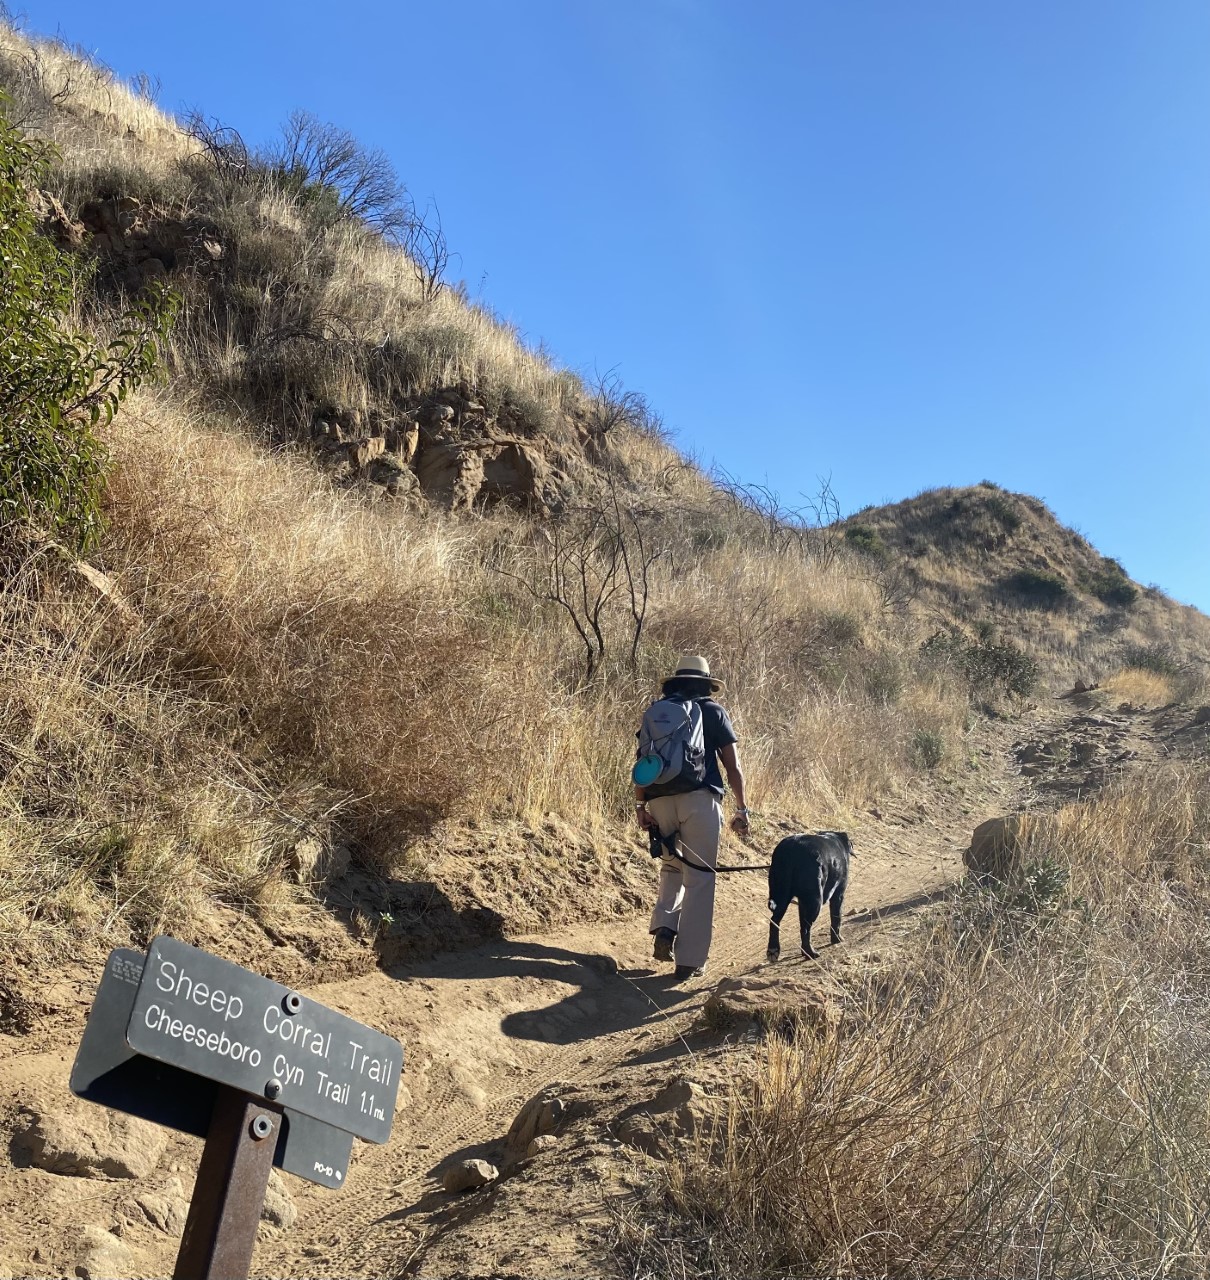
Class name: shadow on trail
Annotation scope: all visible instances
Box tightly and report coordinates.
[847,884,952,924]
[388,938,694,1047]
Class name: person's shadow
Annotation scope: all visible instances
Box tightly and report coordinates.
[388,937,693,1046]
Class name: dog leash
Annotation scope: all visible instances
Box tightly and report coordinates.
[647,827,769,874]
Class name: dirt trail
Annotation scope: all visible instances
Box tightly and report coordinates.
[1,693,1192,1280]
[256,803,978,1279]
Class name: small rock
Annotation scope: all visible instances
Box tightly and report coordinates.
[127,1176,188,1235]
[648,1078,705,1114]
[581,952,619,977]
[260,1169,297,1230]
[74,1226,133,1280]
[526,1134,558,1157]
[1071,739,1100,765]
[14,1101,166,1179]
[441,1158,498,1193]
[615,1112,663,1155]
[506,1084,576,1150]
[1193,706,1210,726]
[704,977,841,1038]
[425,403,455,424]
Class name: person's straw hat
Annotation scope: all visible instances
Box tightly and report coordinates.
[667,653,722,692]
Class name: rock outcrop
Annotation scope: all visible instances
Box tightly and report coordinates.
[12,1099,166,1179]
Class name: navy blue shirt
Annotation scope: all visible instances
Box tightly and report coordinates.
[697,698,739,796]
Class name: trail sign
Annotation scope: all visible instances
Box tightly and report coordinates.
[71,949,354,1188]
[127,936,402,1143]
[71,939,405,1280]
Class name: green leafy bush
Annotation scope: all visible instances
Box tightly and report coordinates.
[922,629,1038,698]
[844,523,888,560]
[0,97,173,550]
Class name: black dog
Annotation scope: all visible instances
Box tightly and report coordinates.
[766,831,853,961]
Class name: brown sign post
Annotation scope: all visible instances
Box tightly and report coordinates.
[71,937,405,1280]
[173,1088,281,1280]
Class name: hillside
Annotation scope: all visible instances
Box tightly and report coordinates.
[1,19,1210,1280]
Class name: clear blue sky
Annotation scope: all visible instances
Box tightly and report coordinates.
[20,0,1210,609]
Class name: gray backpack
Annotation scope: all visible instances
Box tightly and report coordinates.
[633,697,707,795]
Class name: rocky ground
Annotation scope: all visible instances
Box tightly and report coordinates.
[0,689,1206,1280]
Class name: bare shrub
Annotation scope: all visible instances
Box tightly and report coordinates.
[262,109,413,238]
[494,484,667,684]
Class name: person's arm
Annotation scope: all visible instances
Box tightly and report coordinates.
[719,743,750,833]
[634,784,655,830]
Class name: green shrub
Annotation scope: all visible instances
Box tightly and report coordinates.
[921,629,1038,698]
[1003,569,1071,610]
[1081,558,1139,608]
[0,97,173,550]
[844,523,888,560]
[1121,643,1182,678]
[983,491,1023,534]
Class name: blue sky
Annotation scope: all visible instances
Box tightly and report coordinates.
[19,1,1210,609]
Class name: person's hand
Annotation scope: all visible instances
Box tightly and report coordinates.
[636,805,656,832]
[730,808,751,836]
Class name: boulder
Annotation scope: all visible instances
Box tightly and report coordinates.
[348,436,386,471]
[965,814,1032,882]
[384,422,420,463]
[260,1169,297,1229]
[73,1226,133,1280]
[441,1158,498,1193]
[416,437,563,511]
[13,1100,166,1179]
[704,976,841,1038]
[416,440,486,509]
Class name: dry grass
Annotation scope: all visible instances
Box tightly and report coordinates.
[1102,667,1177,708]
[639,765,1210,1279]
[0,373,977,954]
[0,552,305,959]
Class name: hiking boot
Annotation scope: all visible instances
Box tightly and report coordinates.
[674,963,705,980]
[652,928,676,962]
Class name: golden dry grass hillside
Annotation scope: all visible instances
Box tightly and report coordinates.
[1,18,1209,973]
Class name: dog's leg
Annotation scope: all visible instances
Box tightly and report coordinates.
[767,899,789,961]
[797,895,821,960]
[829,880,845,946]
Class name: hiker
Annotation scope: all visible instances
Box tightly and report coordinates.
[634,654,749,979]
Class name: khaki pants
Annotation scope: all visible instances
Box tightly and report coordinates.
[646,789,722,969]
